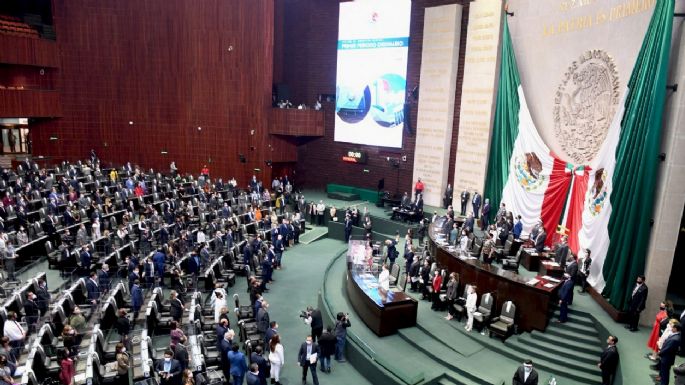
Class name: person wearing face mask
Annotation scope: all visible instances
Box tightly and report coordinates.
[115,343,130,385]
[626,274,648,332]
[598,335,619,385]
[481,232,495,264]
[98,264,111,295]
[155,350,181,385]
[648,301,673,357]
[23,291,40,332]
[298,335,320,385]
[512,359,539,385]
[464,285,478,332]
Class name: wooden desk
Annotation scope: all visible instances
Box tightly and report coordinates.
[345,240,418,336]
[539,261,564,279]
[428,222,559,332]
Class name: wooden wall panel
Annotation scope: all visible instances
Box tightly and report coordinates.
[0,89,61,117]
[269,109,324,136]
[29,0,283,185]
[0,35,59,67]
[279,0,470,195]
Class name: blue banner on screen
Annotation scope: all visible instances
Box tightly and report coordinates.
[334,0,411,149]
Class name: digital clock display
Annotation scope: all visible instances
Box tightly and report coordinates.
[342,150,368,164]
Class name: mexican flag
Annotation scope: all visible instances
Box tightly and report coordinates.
[485,0,673,309]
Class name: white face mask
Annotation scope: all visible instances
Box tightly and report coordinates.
[121,348,126,353]
[164,358,171,362]
[524,366,532,373]
[306,340,312,345]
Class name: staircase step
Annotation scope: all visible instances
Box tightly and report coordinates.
[441,321,601,385]
[398,328,500,385]
[529,331,603,356]
[516,333,602,364]
[551,310,596,328]
[546,318,599,337]
[505,336,602,375]
[543,324,601,346]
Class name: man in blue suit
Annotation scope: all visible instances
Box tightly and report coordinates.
[131,279,144,319]
[153,248,166,287]
[80,244,92,275]
[657,323,681,385]
[227,343,247,385]
[246,363,262,385]
[557,273,574,323]
[86,271,100,305]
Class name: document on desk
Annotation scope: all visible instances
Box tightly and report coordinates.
[542,276,560,283]
[544,283,556,289]
[526,278,540,286]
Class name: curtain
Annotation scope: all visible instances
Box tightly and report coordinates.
[483,16,520,223]
[601,0,674,310]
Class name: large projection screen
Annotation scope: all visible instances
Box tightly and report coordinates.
[334,0,411,149]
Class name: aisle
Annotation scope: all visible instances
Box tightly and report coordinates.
[262,238,373,385]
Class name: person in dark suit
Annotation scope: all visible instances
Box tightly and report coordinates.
[598,335,619,385]
[626,275,648,332]
[318,326,336,373]
[98,264,111,295]
[471,192,481,219]
[86,272,100,304]
[564,255,578,305]
[155,350,182,385]
[23,292,40,331]
[344,214,352,243]
[555,236,570,268]
[534,227,547,253]
[35,278,50,316]
[579,249,592,293]
[443,184,453,210]
[80,244,92,275]
[246,363,262,385]
[458,189,469,215]
[305,307,324,343]
[169,291,184,323]
[219,331,233,381]
[512,359,539,385]
[400,192,410,209]
[116,309,131,343]
[257,301,270,333]
[557,273,574,323]
[174,336,189,370]
[657,324,681,385]
[249,346,269,385]
[298,336,320,385]
[480,198,491,230]
[131,280,144,319]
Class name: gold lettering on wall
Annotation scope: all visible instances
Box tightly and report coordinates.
[452,0,503,206]
[543,0,655,37]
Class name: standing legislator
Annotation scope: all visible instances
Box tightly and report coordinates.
[443,184,453,209]
[626,275,648,332]
[598,335,619,385]
[472,191,481,218]
[414,178,424,200]
[460,190,469,216]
